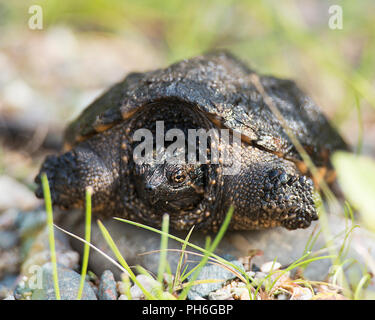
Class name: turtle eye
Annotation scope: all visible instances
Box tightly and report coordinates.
[171,169,187,184]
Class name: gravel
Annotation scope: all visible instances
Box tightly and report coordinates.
[98,270,118,300]
[186,260,245,300]
[0,231,19,250]
[30,262,97,300]
[0,176,39,211]
[129,274,162,300]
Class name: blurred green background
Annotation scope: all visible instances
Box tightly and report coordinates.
[0,0,374,182]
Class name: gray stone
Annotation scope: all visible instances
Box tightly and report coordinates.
[0,248,20,278]
[0,273,17,299]
[31,262,97,300]
[0,209,19,230]
[98,270,118,300]
[16,209,47,238]
[208,289,233,300]
[20,225,79,277]
[0,175,39,211]
[186,260,244,299]
[0,273,18,291]
[129,274,161,300]
[0,231,18,250]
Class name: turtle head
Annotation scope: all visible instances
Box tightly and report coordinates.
[134,161,205,213]
[35,147,115,210]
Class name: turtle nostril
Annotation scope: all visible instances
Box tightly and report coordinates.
[145,183,154,192]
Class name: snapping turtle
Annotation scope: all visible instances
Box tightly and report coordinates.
[35,51,348,231]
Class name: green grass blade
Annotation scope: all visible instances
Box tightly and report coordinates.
[173,226,194,291]
[121,273,133,300]
[113,208,243,276]
[178,206,234,300]
[179,261,202,283]
[135,265,176,300]
[157,214,169,283]
[54,224,129,274]
[354,275,372,300]
[41,173,60,300]
[97,219,156,300]
[77,187,93,300]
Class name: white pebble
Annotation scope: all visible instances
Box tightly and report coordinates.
[260,261,282,273]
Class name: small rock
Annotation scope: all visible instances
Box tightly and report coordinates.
[290,286,313,300]
[14,276,33,300]
[0,231,19,250]
[251,264,261,272]
[0,248,20,278]
[187,260,245,300]
[98,270,118,300]
[30,263,97,300]
[0,209,19,230]
[276,293,290,300]
[190,295,206,300]
[236,281,247,288]
[117,281,127,296]
[208,289,233,300]
[129,283,145,300]
[221,253,238,261]
[16,209,46,238]
[260,261,282,273]
[250,271,268,287]
[0,273,18,299]
[232,287,250,300]
[21,226,79,277]
[269,270,291,287]
[0,175,39,211]
[117,273,133,297]
[130,274,161,300]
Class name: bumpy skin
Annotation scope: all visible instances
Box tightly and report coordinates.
[35,51,348,231]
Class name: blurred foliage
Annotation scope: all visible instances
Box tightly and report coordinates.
[333,152,375,232]
[1,0,375,130]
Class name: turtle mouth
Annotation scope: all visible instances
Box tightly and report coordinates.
[145,195,201,212]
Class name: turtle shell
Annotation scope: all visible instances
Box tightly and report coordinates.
[64,51,348,167]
